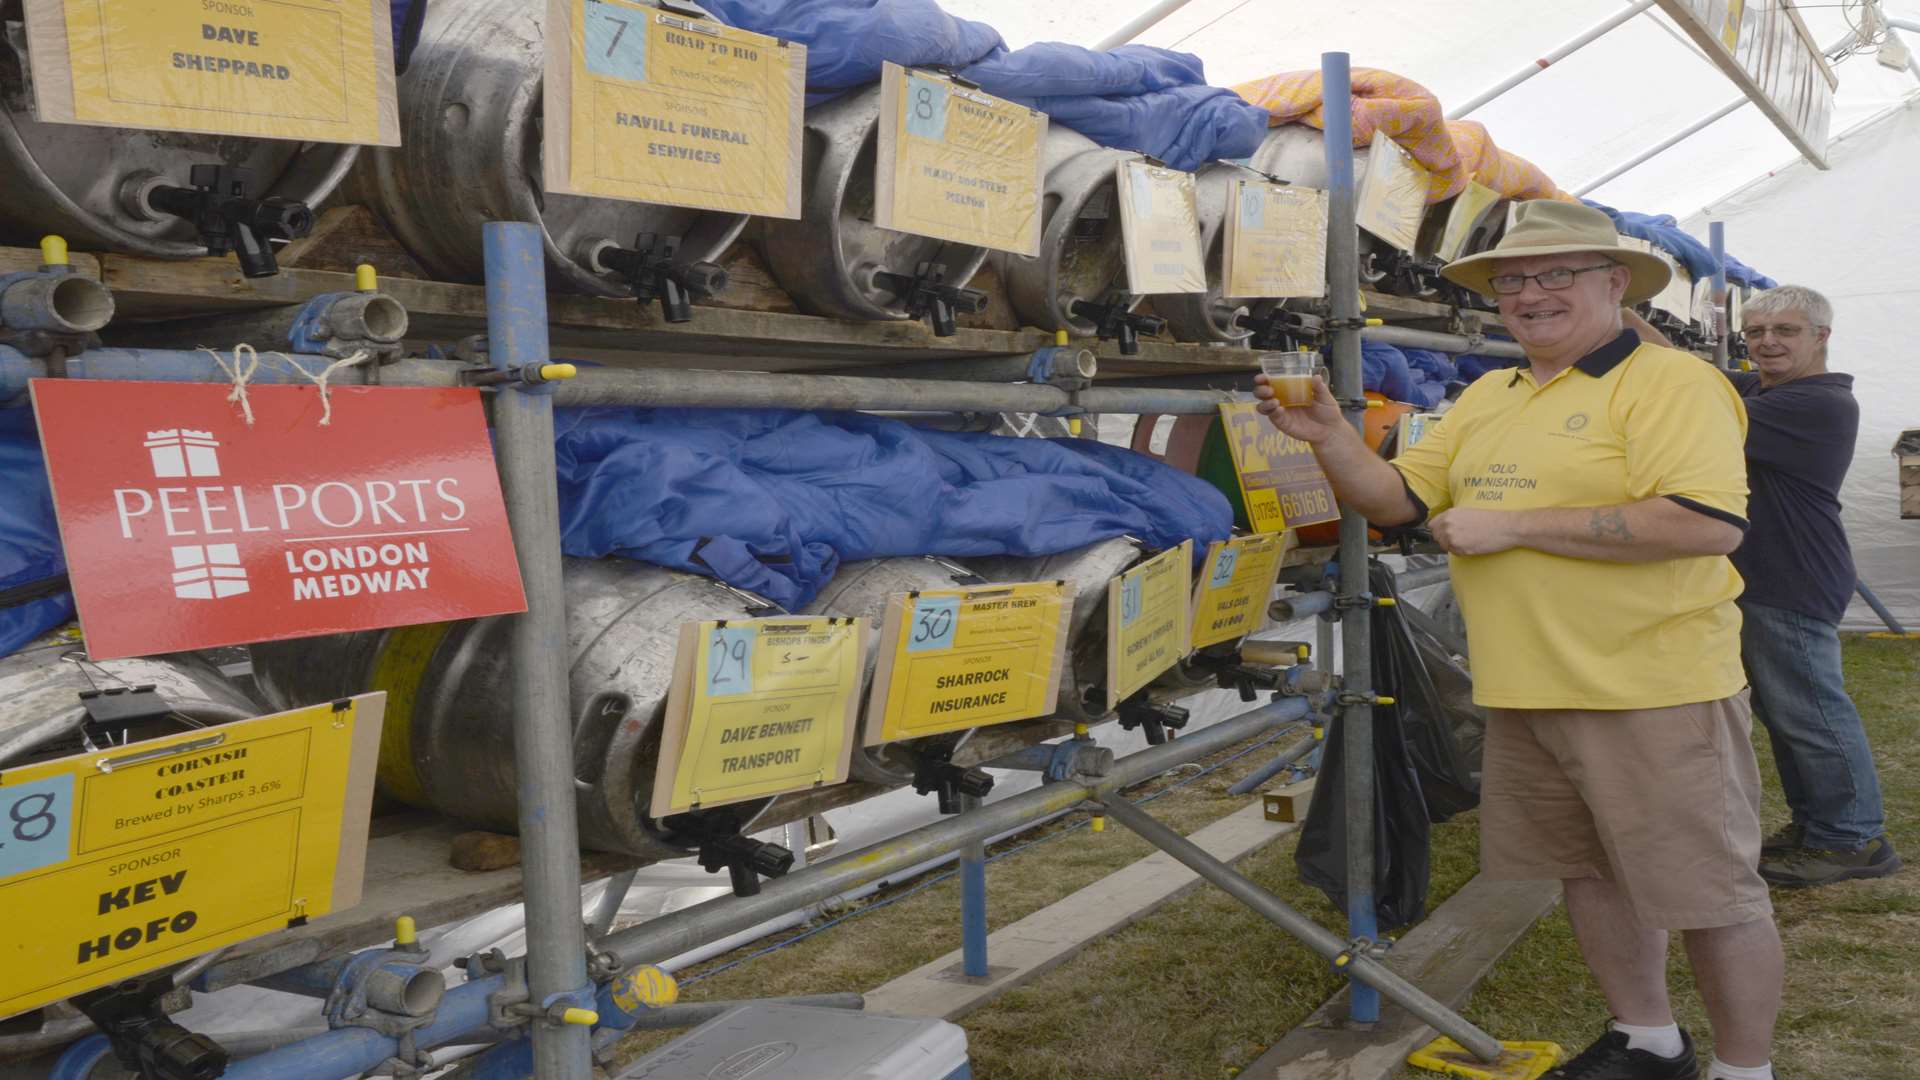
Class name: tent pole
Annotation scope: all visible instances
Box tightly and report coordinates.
[1710,221,1730,369]
[1093,0,1196,50]
[1448,0,1658,120]
[1574,97,1748,197]
[1577,29,1865,200]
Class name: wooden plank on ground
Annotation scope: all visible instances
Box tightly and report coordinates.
[862,801,1299,1021]
[1246,875,1563,1080]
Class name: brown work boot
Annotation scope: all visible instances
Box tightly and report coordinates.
[1761,836,1902,888]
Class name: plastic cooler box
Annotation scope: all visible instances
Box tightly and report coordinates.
[615,1003,971,1079]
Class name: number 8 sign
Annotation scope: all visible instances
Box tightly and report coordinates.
[904,74,949,141]
[0,774,74,881]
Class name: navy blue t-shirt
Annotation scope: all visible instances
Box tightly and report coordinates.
[1726,370,1858,623]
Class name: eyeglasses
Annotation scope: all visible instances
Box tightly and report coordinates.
[1740,324,1814,342]
[1487,264,1618,296]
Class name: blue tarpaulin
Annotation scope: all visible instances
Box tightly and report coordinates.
[1454,353,1525,385]
[1583,200,1778,290]
[0,410,73,658]
[960,45,1269,170]
[699,0,1006,99]
[701,0,1266,170]
[1360,341,1453,409]
[553,408,1233,611]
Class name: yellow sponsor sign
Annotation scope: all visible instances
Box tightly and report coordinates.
[1432,180,1501,263]
[1222,179,1327,299]
[1356,131,1430,254]
[1218,400,1340,533]
[651,617,868,817]
[1105,542,1192,710]
[1191,533,1289,650]
[24,0,399,144]
[1115,160,1207,295]
[874,63,1045,257]
[868,581,1072,744]
[0,695,383,1020]
[544,0,805,217]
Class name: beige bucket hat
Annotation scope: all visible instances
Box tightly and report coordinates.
[1440,200,1672,305]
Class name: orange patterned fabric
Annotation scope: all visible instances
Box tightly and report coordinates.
[1230,67,1574,204]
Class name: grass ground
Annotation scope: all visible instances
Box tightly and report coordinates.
[607,720,1487,1077]
[1396,634,1920,1080]
[609,637,1915,1079]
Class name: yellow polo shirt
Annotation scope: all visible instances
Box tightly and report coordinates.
[1392,330,1749,710]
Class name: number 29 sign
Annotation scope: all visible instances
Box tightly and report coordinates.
[650,617,869,818]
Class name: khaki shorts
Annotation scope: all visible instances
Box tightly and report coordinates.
[1480,692,1772,930]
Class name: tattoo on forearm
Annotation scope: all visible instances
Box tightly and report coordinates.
[1589,507,1633,542]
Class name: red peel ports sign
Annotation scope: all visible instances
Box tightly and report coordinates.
[31,380,528,660]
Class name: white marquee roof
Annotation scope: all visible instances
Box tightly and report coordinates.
[948,0,1920,221]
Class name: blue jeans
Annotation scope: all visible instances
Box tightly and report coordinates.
[1739,599,1887,850]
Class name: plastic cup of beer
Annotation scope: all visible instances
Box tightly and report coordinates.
[1260,352,1322,407]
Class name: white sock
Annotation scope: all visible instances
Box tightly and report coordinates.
[1706,1058,1774,1080]
[1611,1020,1684,1058]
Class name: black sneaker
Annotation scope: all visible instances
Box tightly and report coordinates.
[1760,821,1804,857]
[1760,835,1902,888]
[1547,1028,1699,1079]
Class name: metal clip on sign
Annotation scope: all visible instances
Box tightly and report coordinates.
[77,685,183,753]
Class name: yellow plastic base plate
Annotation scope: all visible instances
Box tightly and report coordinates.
[1407,1037,1562,1080]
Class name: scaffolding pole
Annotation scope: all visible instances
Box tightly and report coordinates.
[1096,797,1501,1060]
[483,222,595,1080]
[1320,49,1384,1027]
[598,700,1305,970]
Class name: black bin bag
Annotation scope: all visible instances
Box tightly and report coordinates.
[1292,562,1486,931]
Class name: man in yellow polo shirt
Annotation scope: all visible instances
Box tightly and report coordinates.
[1256,201,1781,1080]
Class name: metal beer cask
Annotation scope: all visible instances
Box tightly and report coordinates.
[759,87,993,322]
[0,18,356,258]
[347,0,748,297]
[251,558,769,858]
[0,627,261,768]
